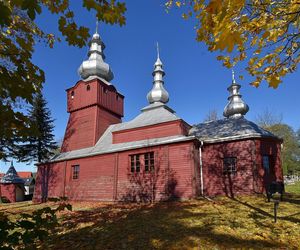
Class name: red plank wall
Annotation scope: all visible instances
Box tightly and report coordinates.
[0,184,16,202]
[254,138,283,193]
[112,120,190,144]
[61,106,121,152]
[61,78,124,152]
[201,138,282,197]
[33,162,66,202]
[34,136,282,201]
[33,141,198,202]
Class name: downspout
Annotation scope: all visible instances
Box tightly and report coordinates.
[199,140,204,196]
[63,161,67,198]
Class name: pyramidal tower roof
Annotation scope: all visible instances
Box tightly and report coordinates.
[78,21,114,81]
[0,162,25,184]
[147,43,169,104]
[223,70,249,118]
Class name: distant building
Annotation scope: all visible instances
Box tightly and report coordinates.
[16,172,35,197]
[0,162,25,202]
[33,28,283,202]
[18,172,33,179]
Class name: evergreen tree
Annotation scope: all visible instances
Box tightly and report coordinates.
[16,92,58,163]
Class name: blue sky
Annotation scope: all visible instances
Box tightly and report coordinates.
[2,1,299,173]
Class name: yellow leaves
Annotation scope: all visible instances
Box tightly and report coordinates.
[206,0,222,14]
[175,1,181,7]
[222,56,232,68]
[264,67,271,73]
[262,31,270,39]
[267,74,282,88]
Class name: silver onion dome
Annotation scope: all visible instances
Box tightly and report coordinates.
[147,43,169,104]
[223,70,249,118]
[78,22,114,81]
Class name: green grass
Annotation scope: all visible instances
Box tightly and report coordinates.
[285,181,300,193]
[1,188,300,249]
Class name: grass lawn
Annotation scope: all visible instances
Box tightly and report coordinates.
[285,181,300,193]
[1,188,300,249]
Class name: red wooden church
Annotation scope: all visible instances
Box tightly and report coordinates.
[33,29,283,202]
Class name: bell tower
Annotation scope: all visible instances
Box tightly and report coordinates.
[61,24,124,152]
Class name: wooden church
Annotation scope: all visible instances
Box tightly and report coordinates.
[33,28,283,202]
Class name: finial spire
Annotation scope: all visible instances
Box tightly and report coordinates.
[147,44,169,104]
[232,69,236,84]
[78,22,114,81]
[223,71,249,118]
[95,19,99,34]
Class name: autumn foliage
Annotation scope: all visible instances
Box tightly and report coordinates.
[167,0,300,88]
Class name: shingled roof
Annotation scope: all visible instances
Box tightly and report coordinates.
[114,102,180,132]
[50,103,193,163]
[0,164,25,184]
[189,117,280,143]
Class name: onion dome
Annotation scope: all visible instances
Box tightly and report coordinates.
[0,162,24,184]
[223,70,249,118]
[147,43,169,104]
[78,21,114,81]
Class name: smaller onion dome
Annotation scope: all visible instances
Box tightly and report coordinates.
[223,70,249,118]
[0,162,24,184]
[147,43,169,104]
[78,21,114,81]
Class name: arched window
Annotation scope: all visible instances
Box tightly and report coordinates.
[87,85,90,91]
[71,91,74,99]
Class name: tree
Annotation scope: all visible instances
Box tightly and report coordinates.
[265,124,300,175]
[255,110,300,175]
[166,0,300,88]
[0,0,126,160]
[203,109,219,122]
[15,92,58,163]
[255,108,282,128]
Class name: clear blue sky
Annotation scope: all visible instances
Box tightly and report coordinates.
[2,1,300,173]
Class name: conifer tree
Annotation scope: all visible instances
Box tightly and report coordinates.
[17,92,58,163]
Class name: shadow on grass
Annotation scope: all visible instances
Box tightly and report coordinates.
[43,202,285,249]
[231,195,300,224]
[0,201,44,212]
[282,192,300,205]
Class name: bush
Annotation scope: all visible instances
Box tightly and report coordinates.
[0,197,72,249]
[0,196,10,203]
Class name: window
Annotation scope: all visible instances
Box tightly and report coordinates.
[130,155,140,173]
[130,152,155,173]
[145,152,154,172]
[87,85,90,91]
[116,94,119,100]
[262,155,271,175]
[71,91,74,99]
[72,165,80,179]
[223,157,237,175]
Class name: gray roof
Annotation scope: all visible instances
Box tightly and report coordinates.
[0,165,25,184]
[23,177,35,186]
[49,106,279,163]
[113,102,180,132]
[50,103,192,162]
[189,117,279,143]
